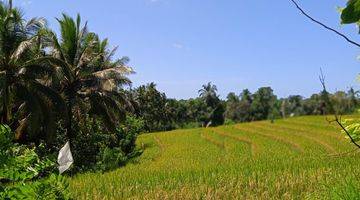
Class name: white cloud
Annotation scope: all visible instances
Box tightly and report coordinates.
[21,0,32,6]
[172,43,184,49]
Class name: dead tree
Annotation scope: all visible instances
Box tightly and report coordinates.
[290,0,360,148]
[319,69,334,115]
[289,0,360,48]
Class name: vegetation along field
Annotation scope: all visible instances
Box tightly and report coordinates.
[3,0,360,199]
[70,115,360,199]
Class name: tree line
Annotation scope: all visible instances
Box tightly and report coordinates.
[126,81,359,132]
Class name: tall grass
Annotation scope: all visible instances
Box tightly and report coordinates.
[70,115,360,199]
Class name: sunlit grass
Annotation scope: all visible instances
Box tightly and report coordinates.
[70,115,360,199]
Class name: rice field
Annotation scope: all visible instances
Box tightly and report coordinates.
[70,115,360,199]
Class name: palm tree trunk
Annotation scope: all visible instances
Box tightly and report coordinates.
[66,97,74,141]
[1,100,6,124]
[1,86,10,124]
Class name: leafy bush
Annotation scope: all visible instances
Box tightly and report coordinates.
[70,119,110,172]
[52,115,144,172]
[53,116,112,172]
[96,147,127,171]
[0,125,55,183]
[0,125,71,199]
[0,145,55,182]
[340,119,360,143]
[96,115,144,171]
[1,174,71,200]
[116,115,144,154]
[0,125,12,151]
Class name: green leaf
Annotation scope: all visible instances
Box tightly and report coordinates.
[341,0,360,24]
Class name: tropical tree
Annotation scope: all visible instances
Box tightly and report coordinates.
[238,89,253,122]
[198,82,224,126]
[287,95,304,116]
[185,98,208,126]
[347,87,359,110]
[0,1,64,142]
[251,87,276,120]
[225,92,241,122]
[211,101,225,126]
[331,91,352,115]
[164,98,188,128]
[131,83,170,132]
[198,82,219,108]
[45,14,132,140]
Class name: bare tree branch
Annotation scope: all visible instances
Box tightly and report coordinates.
[290,0,360,48]
[319,68,327,91]
[327,115,360,149]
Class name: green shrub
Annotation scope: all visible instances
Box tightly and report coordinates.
[96,147,127,171]
[0,145,55,182]
[0,124,71,199]
[115,115,144,155]
[0,125,12,151]
[54,117,112,172]
[96,115,144,171]
[2,174,71,200]
[53,115,144,172]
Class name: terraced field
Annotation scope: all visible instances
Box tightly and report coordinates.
[70,116,360,199]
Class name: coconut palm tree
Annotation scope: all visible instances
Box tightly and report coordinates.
[0,1,65,142]
[348,87,359,109]
[198,82,219,108]
[198,82,225,126]
[45,14,133,140]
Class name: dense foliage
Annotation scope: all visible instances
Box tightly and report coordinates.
[128,82,359,132]
[1,0,360,198]
[0,1,143,198]
[0,125,71,199]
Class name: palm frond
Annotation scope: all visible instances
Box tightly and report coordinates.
[105,90,133,113]
[104,45,117,63]
[35,93,57,143]
[93,65,134,78]
[46,30,66,60]
[88,93,116,131]
[13,83,42,140]
[57,13,79,65]
[25,17,47,35]
[10,36,37,61]
[20,63,56,78]
[31,56,73,81]
[29,80,66,114]
[91,66,132,91]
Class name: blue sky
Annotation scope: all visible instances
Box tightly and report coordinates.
[14,0,360,99]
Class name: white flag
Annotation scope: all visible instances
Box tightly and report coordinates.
[206,121,212,128]
[57,141,73,174]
